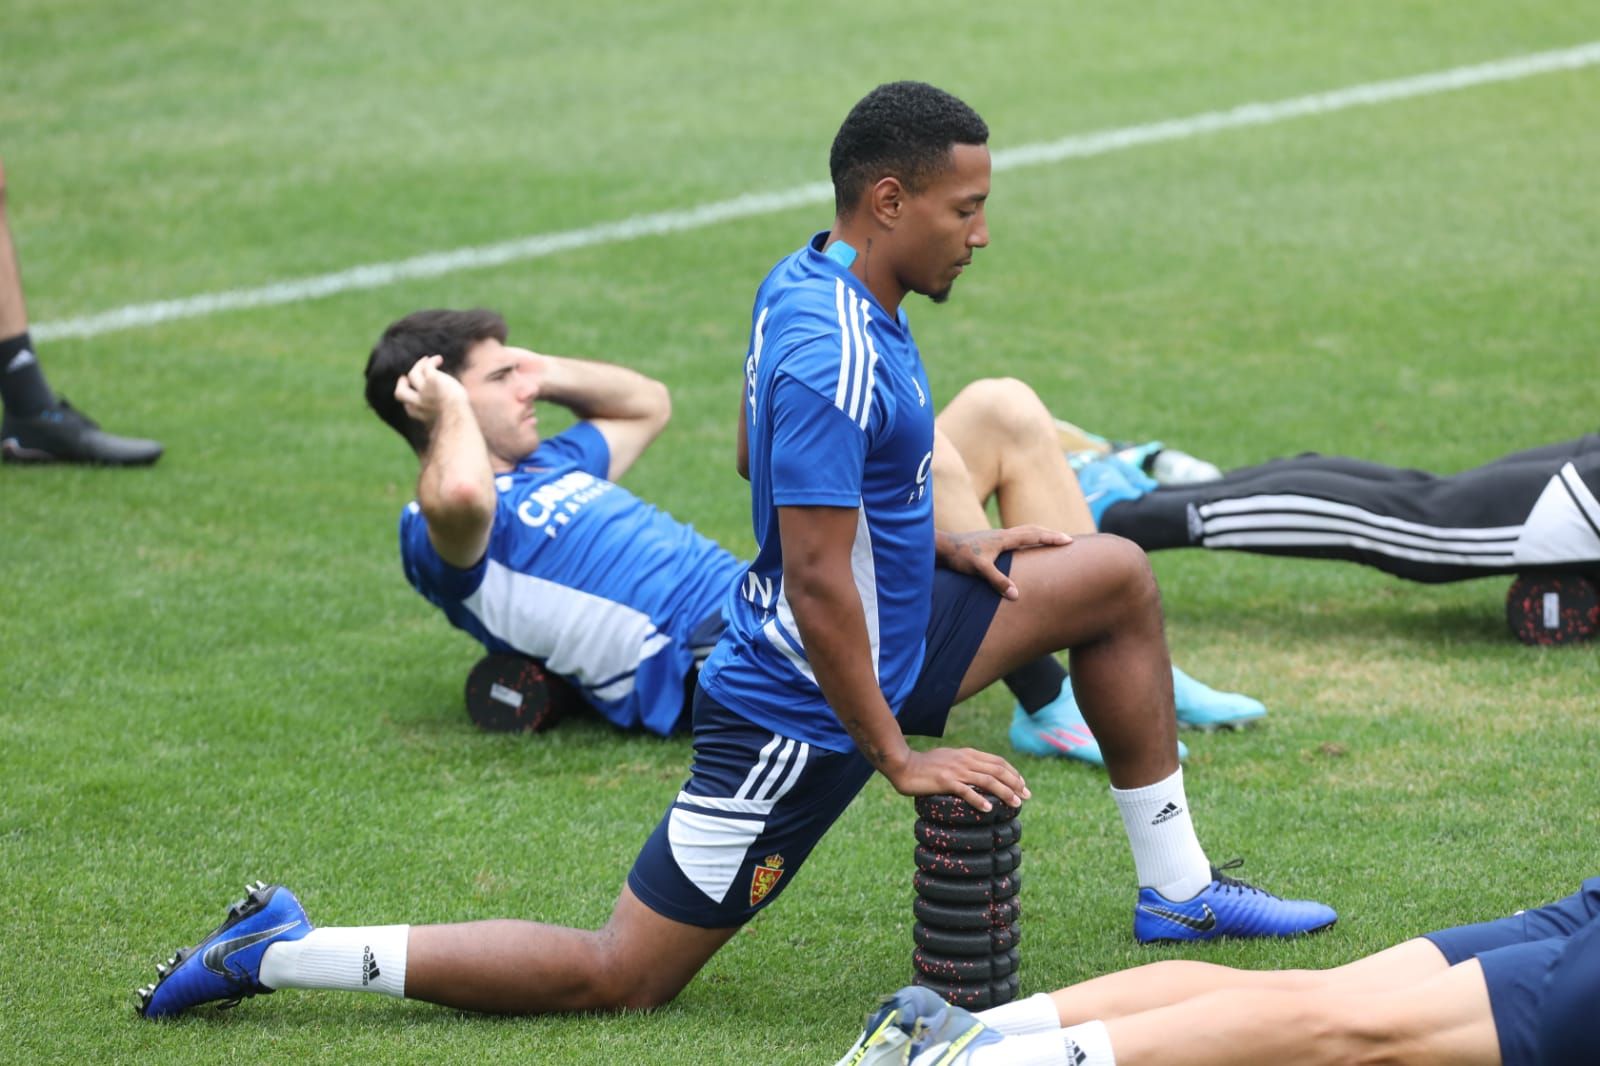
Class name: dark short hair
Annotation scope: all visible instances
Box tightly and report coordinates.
[829,81,989,216]
[364,308,508,453]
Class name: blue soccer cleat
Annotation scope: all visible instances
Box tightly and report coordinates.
[834,985,1004,1066]
[1076,454,1157,527]
[1171,665,1267,731]
[136,881,311,1019]
[1134,859,1337,944]
[1010,683,1187,769]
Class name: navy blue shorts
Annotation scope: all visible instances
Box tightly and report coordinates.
[1422,877,1600,1066]
[627,558,1011,929]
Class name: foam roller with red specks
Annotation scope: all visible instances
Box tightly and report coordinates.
[911,971,1020,1010]
[1506,573,1600,646]
[914,819,1022,854]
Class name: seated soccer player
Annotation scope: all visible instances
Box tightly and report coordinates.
[837,875,1600,1066]
[362,311,1261,749]
[0,156,162,465]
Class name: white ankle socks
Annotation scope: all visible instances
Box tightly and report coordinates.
[977,992,1061,1035]
[259,925,409,998]
[1110,767,1212,901]
[968,1020,1117,1066]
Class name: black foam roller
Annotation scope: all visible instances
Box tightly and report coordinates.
[914,870,1021,905]
[913,895,1020,930]
[913,921,1021,957]
[914,819,1022,854]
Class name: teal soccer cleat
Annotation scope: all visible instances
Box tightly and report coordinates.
[136,881,311,1018]
[1171,665,1267,731]
[1010,682,1187,769]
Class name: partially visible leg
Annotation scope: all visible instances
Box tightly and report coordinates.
[0,155,162,465]
[0,155,57,417]
[1101,450,1561,582]
[937,377,1094,534]
[1100,957,1499,1066]
[955,536,1175,789]
[401,885,737,1012]
[0,156,28,335]
[955,539,1334,936]
[1039,938,1451,1025]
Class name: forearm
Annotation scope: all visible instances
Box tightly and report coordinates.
[538,355,669,424]
[417,397,496,563]
[786,575,908,775]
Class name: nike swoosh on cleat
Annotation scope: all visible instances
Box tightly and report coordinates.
[1139,903,1217,932]
[201,921,303,976]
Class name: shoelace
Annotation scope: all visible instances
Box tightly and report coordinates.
[1209,858,1283,900]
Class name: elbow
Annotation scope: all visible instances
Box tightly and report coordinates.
[644,379,672,439]
[429,474,496,528]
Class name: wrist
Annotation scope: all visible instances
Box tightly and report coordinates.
[872,738,914,780]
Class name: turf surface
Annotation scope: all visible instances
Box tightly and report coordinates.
[2,2,1596,1061]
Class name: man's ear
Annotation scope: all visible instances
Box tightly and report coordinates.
[867,175,904,230]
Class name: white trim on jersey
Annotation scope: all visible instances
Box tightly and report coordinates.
[1197,492,1524,568]
[832,278,879,428]
[668,734,811,903]
[463,560,672,701]
[758,505,882,684]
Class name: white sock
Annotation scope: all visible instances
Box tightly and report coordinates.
[1110,767,1211,900]
[969,1032,1069,1065]
[976,992,1061,1035]
[1061,1020,1117,1066]
[259,926,409,998]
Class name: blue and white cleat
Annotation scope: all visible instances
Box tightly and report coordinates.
[1134,859,1336,944]
[1171,665,1267,731]
[1010,683,1187,769]
[136,881,311,1018]
[834,985,1004,1066]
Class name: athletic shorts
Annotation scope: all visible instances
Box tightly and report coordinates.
[627,557,1012,929]
[1422,877,1600,1066]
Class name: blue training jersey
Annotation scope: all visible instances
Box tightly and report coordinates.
[400,422,746,736]
[699,231,937,753]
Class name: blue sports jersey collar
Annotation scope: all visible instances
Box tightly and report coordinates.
[803,231,910,333]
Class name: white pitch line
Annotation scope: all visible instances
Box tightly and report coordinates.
[34,40,1600,343]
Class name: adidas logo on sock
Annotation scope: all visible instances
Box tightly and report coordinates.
[1151,801,1183,826]
[1064,1038,1087,1066]
[4,348,37,372]
[362,946,381,985]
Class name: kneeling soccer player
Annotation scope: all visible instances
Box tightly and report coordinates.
[135,78,1333,1025]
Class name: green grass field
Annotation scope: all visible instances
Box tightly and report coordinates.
[3,2,1597,1061]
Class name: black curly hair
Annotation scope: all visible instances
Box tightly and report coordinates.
[829,81,989,217]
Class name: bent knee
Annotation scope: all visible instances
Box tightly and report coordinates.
[1092,533,1160,599]
[946,377,1055,445]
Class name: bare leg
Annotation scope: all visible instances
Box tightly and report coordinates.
[936,378,1094,534]
[954,537,1177,789]
[0,157,30,335]
[1104,957,1499,1066]
[1047,938,1451,1024]
[404,884,738,1013]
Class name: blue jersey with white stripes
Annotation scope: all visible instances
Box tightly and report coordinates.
[699,232,938,753]
[399,421,745,736]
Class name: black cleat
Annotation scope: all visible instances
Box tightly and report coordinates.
[2,398,163,466]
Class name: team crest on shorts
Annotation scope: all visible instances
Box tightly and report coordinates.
[749,854,785,906]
